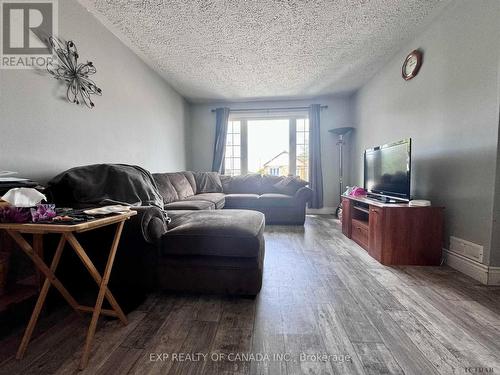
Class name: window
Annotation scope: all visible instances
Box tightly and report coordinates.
[224,117,309,180]
[296,118,309,181]
[269,167,280,176]
[224,120,241,176]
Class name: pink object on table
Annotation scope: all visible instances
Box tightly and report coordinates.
[350,187,367,197]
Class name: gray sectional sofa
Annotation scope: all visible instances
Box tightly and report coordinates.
[46,164,312,301]
[153,171,313,225]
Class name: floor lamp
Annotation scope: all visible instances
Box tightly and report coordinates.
[329,127,354,218]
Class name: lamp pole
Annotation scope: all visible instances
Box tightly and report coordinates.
[328,127,354,218]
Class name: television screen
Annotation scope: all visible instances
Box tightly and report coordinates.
[364,139,411,200]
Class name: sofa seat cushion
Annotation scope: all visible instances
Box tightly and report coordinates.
[161,210,265,258]
[164,200,214,210]
[184,193,225,209]
[257,193,297,207]
[224,194,260,208]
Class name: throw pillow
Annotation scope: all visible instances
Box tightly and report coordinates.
[273,176,308,196]
[194,172,223,193]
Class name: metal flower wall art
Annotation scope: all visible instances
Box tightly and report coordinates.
[46,37,102,109]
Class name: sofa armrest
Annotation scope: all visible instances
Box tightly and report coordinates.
[127,206,168,244]
[294,186,313,203]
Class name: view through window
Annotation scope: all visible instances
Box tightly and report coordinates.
[248,119,289,175]
[224,117,309,180]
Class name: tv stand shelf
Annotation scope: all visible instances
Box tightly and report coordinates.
[353,205,369,214]
[341,195,444,266]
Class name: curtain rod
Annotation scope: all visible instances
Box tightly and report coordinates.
[211,105,328,113]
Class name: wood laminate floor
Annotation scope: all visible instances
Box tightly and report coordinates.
[1,215,500,375]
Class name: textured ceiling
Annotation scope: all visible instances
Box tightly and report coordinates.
[78,0,448,102]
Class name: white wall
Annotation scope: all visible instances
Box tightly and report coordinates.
[490,58,500,266]
[351,0,500,266]
[0,0,189,183]
[189,95,356,211]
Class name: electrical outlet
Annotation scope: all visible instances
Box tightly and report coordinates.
[449,236,483,263]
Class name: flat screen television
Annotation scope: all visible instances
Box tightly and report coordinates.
[364,139,411,202]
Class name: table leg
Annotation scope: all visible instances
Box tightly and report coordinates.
[13,235,69,359]
[33,234,44,291]
[65,229,128,326]
[6,230,81,312]
[78,221,125,369]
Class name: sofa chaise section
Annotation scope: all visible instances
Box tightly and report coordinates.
[159,210,265,295]
[45,164,266,303]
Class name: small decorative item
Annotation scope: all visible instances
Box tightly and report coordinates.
[350,186,367,197]
[47,36,102,108]
[343,186,354,196]
[409,200,431,207]
[402,49,423,80]
[30,204,57,222]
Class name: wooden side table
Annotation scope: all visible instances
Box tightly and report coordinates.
[0,211,137,369]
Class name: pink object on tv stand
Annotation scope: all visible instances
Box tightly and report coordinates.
[350,187,367,197]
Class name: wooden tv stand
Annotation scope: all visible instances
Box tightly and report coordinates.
[341,195,444,265]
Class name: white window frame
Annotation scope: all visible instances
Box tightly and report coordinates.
[224,120,242,176]
[224,115,309,177]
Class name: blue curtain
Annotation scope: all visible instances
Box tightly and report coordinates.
[308,104,324,208]
[211,107,230,173]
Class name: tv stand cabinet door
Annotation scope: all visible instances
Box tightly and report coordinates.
[368,206,385,262]
[341,198,352,238]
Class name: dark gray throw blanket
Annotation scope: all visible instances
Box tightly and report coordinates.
[46,164,164,209]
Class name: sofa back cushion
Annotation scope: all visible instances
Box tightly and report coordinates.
[153,172,196,201]
[261,175,283,194]
[220,174,308,195]
[194,172,223,193]
[221,174,262,194]
[272,176,308,195]
[182,171,197,195]
[153,173,179,204]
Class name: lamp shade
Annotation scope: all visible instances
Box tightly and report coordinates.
[329,127,354,136]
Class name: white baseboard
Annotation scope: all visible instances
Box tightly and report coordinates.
[443,249,500,285]
[489,267,500,285]
[307,207,336,215]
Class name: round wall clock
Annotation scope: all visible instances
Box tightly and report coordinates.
[402,50,423,81]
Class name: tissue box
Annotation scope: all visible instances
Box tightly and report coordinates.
[0,204,56,223]
[1,187,46,208]
[0,206,31,223]
[0,187,55,223]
